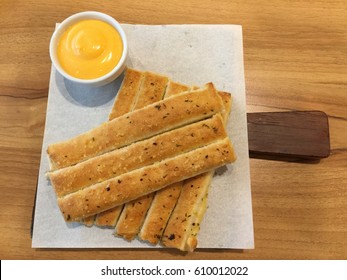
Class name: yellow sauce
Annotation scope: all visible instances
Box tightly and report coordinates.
[57,19,123,79]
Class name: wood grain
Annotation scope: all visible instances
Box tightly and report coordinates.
[248,111,330,159]
[0,0,346,259]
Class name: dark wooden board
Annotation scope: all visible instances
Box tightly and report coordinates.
[247,111,330,159]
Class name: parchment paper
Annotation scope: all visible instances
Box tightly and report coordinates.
[32,24,254,249]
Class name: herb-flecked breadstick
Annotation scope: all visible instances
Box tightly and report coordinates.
[47,83,224,170]
[49,91,226,197]
[130,81,192,242]
[94,71,167,226]
[132,71,168,110]
[94,207,124,227]
[139,91,232,246]
[161,172,213,251]
[57,138,236,222]
[160,91,233,251]
[114,80,192,239]
[138,181,183,244]
[108,68,144,121]
[165,81,191,98]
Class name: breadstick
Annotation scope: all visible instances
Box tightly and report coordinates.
[217,91,233,123]
[93,71,166,226]
[133,82,192,242]
[81,215,95,227]
[114,80,191,239]
[132,71,168,110]
[161,172,213,251]
[138,181,183,244]
[160,92,233,251]
[96,78,193,228]
[113,77,166,234]
[57,138,236,222]
[165,81,191,98]
[112,72,168,232]
[108,68,144,120]
[139,91,232,245]
[115,194,154,240]
[82,69,145,227]
[47,84,223,170]
[94,207,124,227]
[49,113,226,197]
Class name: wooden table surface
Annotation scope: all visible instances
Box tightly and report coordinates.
[1,0,346,260]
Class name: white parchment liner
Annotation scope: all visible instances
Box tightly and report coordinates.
[32,24,254,249]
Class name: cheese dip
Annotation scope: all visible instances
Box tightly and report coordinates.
[57,19,123,79]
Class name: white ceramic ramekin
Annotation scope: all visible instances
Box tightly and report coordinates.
[49,11,128,87]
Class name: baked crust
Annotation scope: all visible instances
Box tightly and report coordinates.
[57,138,236,221]
[115,194,154,240]
[139,91,233,247]
[94,206,123,228]
[81,215,95,227]
[165,81,191,98]
[47,84,224,170]
[138,181,183,244]
[95,70,166,226]
[159,91,233,251]
[132,71,168,110]
[99,90,231,234]
[112,71,168,236]
[48,114,227,196]
[217,91,232,123]
[46,68,236,250]
[161,172,213,251]
[109,68,144,121]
